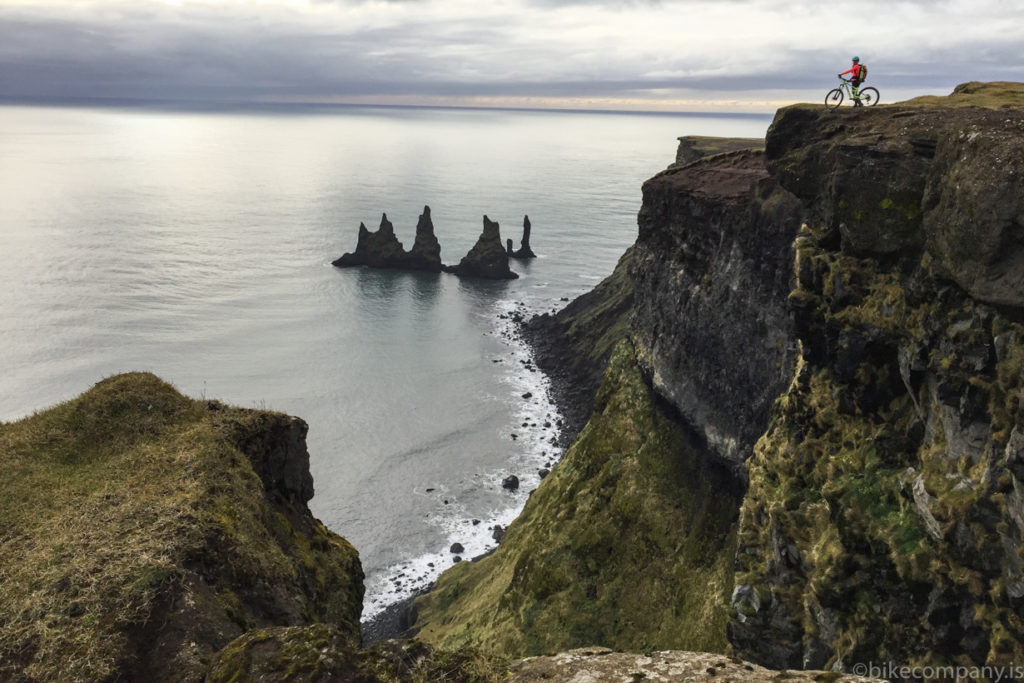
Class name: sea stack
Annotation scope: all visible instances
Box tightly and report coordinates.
[446,215,518,279]
[332,213,407,268]
[405,205,443,272]
[508,215,536,258]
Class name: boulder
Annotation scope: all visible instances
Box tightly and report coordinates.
[501,475,520,491]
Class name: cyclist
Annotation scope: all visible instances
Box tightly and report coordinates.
[838,57,865,106]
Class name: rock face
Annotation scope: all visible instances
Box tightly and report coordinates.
[731,97,1024,669]
[333,206,442,272]
[631,149,801,468]
[0,374,364,682]
[444,215,518,279]
[507,215,536,258]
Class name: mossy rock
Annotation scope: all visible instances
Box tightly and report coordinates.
[0,373,364,682]
[207,626,505,682]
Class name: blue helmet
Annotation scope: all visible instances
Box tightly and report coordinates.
[852,56,860,62]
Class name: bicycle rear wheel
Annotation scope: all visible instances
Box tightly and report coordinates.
[825,88,844,110]
[859,87,880,106]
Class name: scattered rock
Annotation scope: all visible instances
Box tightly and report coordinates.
[502,475,520,491]
[450,543,464,554]
[492,525,505,543]
[538,469,550,479]
[522,392,533,399]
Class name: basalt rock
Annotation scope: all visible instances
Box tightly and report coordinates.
[332,213,407,269]
[333,207,442,272]
[406,205,443,272]
[507,215,536,259]
[444,215,518,280]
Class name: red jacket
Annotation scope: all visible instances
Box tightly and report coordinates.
[840,64,863,80]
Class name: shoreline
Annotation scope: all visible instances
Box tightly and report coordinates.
[359,300,572,643]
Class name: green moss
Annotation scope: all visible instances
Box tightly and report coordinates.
[413,341,739,658]
[736,226,1024,667]
[0,373,363,681]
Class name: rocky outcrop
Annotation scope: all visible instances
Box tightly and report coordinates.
[332,213,408,269]
[411,341,739,657]
[444,215,518,280]
[731,96,1024,669]
[506,215,536,258]
[333,207,442,272]
[405,205,443,272]
[507,647,881,682]
[631,149,802,468]
[0,374,364,682]
[670,135,764,169]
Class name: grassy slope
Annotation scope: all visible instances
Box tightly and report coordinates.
[0,373,362,682]
[412,341,737,657]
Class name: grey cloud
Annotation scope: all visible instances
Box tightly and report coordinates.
[0,2,1021,105]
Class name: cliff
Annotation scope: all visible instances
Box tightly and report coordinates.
[0,373,364,682]
[412,81,1024,676]
[732,90,1024,669]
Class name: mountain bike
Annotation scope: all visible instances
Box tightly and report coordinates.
[825,78,880,110]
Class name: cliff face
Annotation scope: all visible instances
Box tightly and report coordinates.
[413,82,1024,676]
[0,374,364,682]
[632,149,801,468]
[732,97,1024,670]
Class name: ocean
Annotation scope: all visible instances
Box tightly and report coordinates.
[0,101,771,619]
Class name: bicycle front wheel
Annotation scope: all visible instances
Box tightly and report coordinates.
[825,88,844,110]
[859,87,880,106]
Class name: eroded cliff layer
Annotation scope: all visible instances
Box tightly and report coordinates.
[0,374,364,682]
[732,92,1024,669]
[632,148,802,468]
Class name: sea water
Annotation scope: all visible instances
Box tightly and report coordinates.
[0,101,771,618]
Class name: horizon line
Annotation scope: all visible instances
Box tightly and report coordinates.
[0,93,779,120]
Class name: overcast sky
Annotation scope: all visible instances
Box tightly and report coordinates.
[2,0,1022,112]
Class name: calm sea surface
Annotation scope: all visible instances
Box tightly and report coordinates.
[0,102,770,617]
